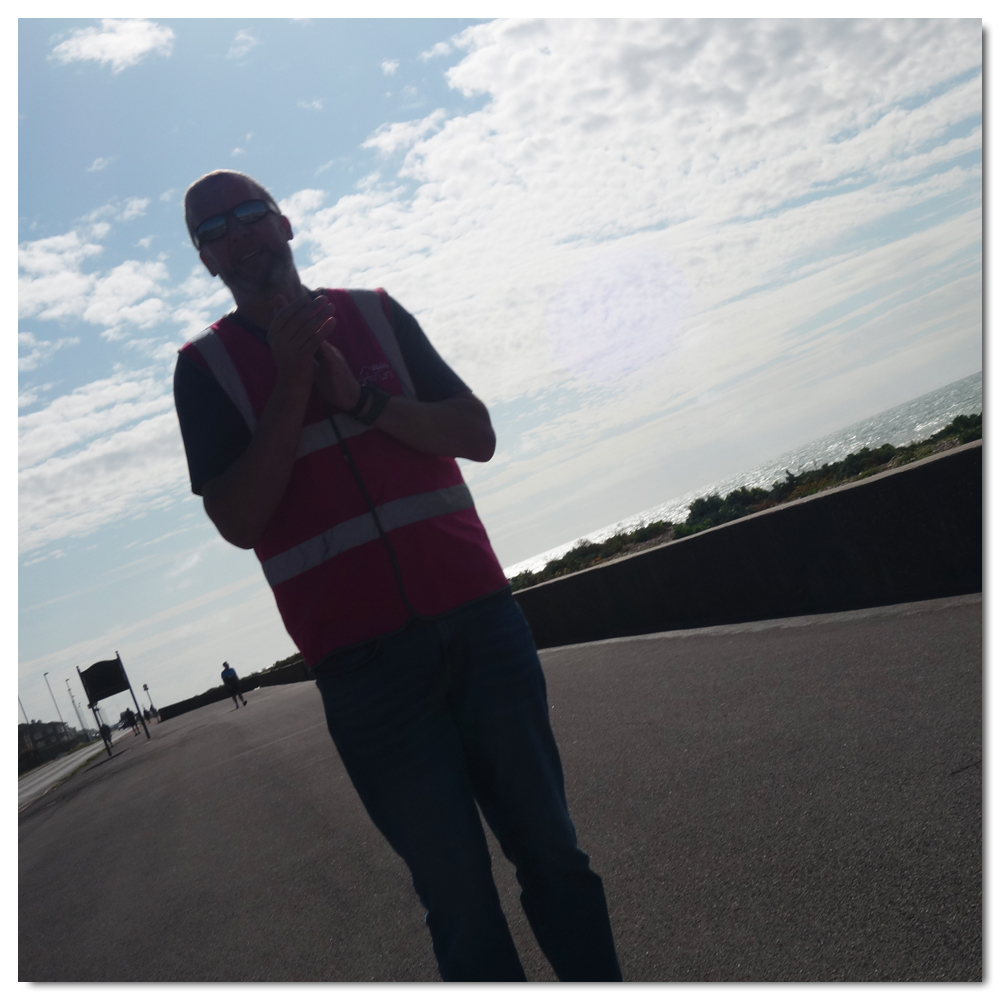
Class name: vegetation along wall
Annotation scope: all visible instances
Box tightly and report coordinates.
[513,441,982,649]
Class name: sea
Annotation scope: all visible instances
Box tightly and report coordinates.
[503,370,983,578]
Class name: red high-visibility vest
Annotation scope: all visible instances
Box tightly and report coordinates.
[179,288,509,664]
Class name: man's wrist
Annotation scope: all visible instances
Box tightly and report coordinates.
[346,383,371,418]
[353,385,391,426]
[268,369,317,426]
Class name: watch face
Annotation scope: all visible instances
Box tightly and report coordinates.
[349,384,371,416]
[356,386,391,426]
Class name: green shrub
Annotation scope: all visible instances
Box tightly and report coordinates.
[507,413,981,592]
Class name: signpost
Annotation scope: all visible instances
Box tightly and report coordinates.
[78,651,150,757]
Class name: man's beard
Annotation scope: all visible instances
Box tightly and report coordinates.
[225,243,295,297]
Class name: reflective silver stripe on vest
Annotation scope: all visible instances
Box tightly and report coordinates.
[348,289,416,398]
[190,329,258,433]
[296,414,367,458]
[262,483,474,587]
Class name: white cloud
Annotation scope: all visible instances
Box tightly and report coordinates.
[93,259,168,310]
[18,378,189,554]
[546,248,691,382]
[232,147,246,157]
[381,58,399,76]
[18,231,103,321]
[421,41,452,61]
[18,225,232,347]
[50,19,175,74]
[362,108,448,157]
[121,198,149,221]
[19,369,174,472]
[287,22,979,399]
[87,157,114,172]
[18,230,172,339]
[278,189,327,230]
[84,259,171,340]
[298,98,324,111]
[159,189,175,203]
[18,332,79,373]
[227,29,259,60]
[81,197,151,225]
[167,550,201,578]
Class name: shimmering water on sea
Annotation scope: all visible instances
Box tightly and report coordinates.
[503,370,982,578]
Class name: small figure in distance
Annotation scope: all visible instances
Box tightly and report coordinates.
[221,661,248,708]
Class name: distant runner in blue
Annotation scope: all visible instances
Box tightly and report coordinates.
[221,661,247,708]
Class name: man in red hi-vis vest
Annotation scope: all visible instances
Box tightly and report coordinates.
[173,170,621,982]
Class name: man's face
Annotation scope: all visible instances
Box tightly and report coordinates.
[189,175,295,299]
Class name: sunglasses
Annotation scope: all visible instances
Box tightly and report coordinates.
[192,199,278,249]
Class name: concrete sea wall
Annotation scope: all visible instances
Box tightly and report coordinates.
[158,441,980,718]
[513,441,982,649]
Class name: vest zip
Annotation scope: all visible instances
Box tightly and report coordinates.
[325,405,422,622]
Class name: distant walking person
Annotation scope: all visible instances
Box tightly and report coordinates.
[221,661,247,708]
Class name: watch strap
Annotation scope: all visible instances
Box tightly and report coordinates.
[346,384,371,418]
[356,385,391,426]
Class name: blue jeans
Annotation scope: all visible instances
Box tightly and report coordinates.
[314,591,622,982]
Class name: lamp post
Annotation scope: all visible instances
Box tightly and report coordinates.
[42,672,67,741]
[143,683,158,720]
[66,678,88,740]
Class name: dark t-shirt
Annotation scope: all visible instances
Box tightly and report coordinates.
[174,292,469,495]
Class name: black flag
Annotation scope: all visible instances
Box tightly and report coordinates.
[80,657,129,704]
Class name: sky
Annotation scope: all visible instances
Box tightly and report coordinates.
[17,17,983,725]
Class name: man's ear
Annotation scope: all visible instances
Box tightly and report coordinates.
[199,249,219,278]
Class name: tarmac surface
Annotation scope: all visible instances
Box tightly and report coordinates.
[19,594,981,982]
[19,730,132,811]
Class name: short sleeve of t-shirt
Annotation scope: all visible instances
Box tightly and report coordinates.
[386,295,469,402]
[173,291,471,496]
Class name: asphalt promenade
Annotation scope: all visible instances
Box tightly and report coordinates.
[19,594,981,982]
[19,730,132,811]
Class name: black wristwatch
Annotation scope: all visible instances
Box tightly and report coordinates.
[348,384,392,426]
[346,384,371,418]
